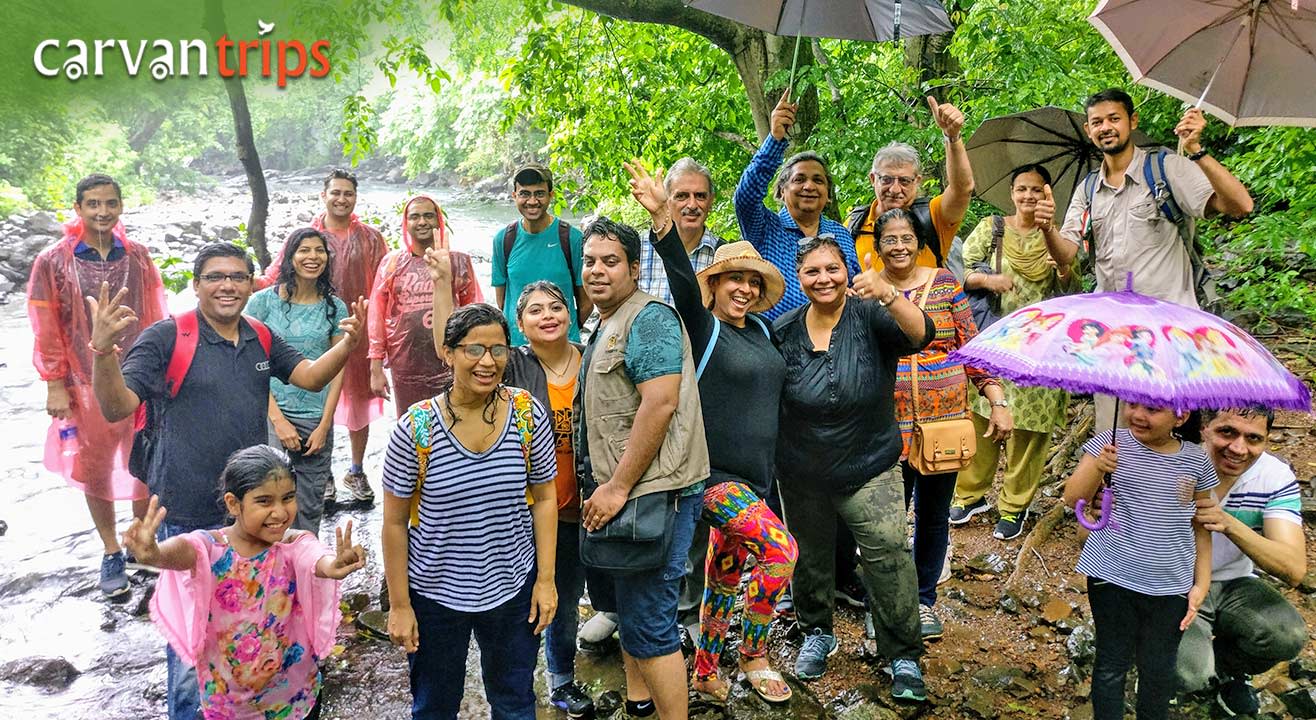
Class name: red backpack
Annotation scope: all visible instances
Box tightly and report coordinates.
[127,310,272,480]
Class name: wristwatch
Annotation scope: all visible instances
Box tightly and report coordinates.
[1187,148,1209,162]
[990,399,1010,408]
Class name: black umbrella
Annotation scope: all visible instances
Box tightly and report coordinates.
[964,105,1160,215]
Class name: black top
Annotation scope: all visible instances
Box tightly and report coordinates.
[773,298,933,493]
[503,342,585,412]
[652,225,784,497]
[122,314,304,527]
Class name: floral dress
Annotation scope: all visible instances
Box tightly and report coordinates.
[150,530,342,720]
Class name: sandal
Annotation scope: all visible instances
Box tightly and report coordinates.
[690,674,730,705]
[740,668,793,704]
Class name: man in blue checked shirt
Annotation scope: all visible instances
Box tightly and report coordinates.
[636,157,723,305]
[733,90,860,321]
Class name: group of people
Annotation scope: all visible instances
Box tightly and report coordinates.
[25,83,1305,720]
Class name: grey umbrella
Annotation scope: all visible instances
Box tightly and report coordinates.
[964,106,1160,215]
[686,0,953,90]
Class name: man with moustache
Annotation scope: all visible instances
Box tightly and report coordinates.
[635,157,723,304]
[263,169,390,506]
[1177,408,1307,716]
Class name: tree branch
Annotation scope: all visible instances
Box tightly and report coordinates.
[811,38,843,107]
[715,130,756,155]
[558,0,742,51]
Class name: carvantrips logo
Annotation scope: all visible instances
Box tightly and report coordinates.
[33,20,329,87]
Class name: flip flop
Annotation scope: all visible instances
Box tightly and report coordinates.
[740,668,793,704]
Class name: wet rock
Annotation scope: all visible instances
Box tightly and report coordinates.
[99,614,117,632]
[1291,657,1316,681]
[925,656,964,676]
[998,593,1021,615]
[1041,598,1075,624]
[0,656,81,691]
[1053,615,1084,634]
[594,689,622,717]
[944,587,967,602]
[962,687,997,718]
[1066,705,1093,720]
[133,583,155,617]
[1266,675,1299,696]
[1028,626,1055,642]
[1297,569,1316,594]
[1065,621,1095,667]
[26,211,64,235]
[342,591,371,613]
[966,552,1010,576]
[1280,686,1316,718]
[1259,688,1288,716]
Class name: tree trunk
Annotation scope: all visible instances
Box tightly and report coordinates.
[204,0,270,269]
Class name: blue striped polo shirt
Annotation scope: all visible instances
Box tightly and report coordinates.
[1075,429,1218,596]
[1212,452,1301,581]
[382,394,556,611]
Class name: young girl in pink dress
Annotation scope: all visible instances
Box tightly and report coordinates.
[121,445,366,720]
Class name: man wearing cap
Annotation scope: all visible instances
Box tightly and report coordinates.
[493,164,591,346]
[635,157,723,305]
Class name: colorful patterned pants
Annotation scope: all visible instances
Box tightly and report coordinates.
[694,481,798,679]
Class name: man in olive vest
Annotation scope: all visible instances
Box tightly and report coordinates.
[576,215,709,720]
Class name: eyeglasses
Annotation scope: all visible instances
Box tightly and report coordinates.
[879,235,918,248]
[516,190,550,200]
[455,343,510,361]
[878,175,917,189]
[198,272,253,284]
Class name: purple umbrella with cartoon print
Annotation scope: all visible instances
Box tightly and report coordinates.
[948,277,1310,529]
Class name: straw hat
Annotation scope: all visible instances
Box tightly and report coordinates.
[696,241,785,313]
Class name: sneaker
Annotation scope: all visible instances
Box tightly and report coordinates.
[794,629,838,680]
[775,588,795,619]
[123,551,159,576]
[918,604,943,641]
[834,578,867,609]
[342,470,374,504]
[578,612,618,647]
[937,543,953,585]
[324,477,338,506]
[948,498,991,525]
[549,682,596,718]
[993,509,1029,541]
[1216,674,1260,717]
[890,658,927,702]
[99,551,130,599]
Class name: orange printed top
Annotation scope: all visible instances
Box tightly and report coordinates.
[547,378,579,522]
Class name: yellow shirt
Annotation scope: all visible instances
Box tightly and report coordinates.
[854,194,959,272]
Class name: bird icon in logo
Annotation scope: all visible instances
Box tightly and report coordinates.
[257,19,275,36]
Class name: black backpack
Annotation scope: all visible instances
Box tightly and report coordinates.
[501,219,574,275]
[845,196,943,267]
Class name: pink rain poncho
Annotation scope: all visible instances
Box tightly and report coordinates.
[368,195,484,415]
[263,213,389,431]
[27,218,167,500]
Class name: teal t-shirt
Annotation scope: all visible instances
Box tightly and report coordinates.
[244,287,348,418]
[491,217,584,346]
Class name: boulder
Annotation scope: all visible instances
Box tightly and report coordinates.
[1280,687,1316,718]
[25,211,64,235]
[1066,620,1096,667]
[1041,598,1075,625]
[0,656,81,691]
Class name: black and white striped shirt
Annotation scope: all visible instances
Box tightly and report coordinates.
[1075,429,1218,596]
[382,395,556,611]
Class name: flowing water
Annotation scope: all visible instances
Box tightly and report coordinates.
[0,185,626,719]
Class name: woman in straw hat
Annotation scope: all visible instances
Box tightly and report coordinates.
[626,161,798,705]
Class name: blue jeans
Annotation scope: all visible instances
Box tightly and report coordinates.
[408,571,539,720]
[158,519,223,720]
[901,461,955,607]
[584,489,703,659]
[545,520,587,687]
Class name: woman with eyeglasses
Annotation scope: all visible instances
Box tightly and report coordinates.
[854,208,1012,645]
[380,303,559,720]
[774,233,934,700]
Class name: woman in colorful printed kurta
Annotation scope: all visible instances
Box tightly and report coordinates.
[124,445,365,720]
[953,165,1079,541]
[875,207,1011,640]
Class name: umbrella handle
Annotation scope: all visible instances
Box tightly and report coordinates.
[1075,486,1118,531]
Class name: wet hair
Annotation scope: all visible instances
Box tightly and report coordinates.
[75,174,122,204]
[193,241,255,278]
[513,166,553,192]
[874,207,922,248]
[664,157,715,197]
[515,280,569,321]
[1085,88,1136,119]
[276,227,339,341]
[870,141,922,176]
[1010,164,1053,187]
[323,168,359,190]
[1199,406,1276,433]
[795,234,847,270]
[220,445,293,502]
[441,304,510,426]
[582,215,642,265]
[774,151,834,203]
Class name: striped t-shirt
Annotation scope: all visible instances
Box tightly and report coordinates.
[1212,452,1302,582]
[382,393,556,612]
[1075,429,1218,595]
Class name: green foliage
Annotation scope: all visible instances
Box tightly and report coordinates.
[0,181,32,217]
[1209,205,1316,326]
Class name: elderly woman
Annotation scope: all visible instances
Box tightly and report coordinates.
[626,161,798,704]
[381,303,558,720]
[855,207,1013,644]
[775,233,934,701]
[951,165,1077,541]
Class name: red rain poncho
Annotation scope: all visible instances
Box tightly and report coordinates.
[368,195,484,414]
[263,213,389,431]
[27,218,167,499]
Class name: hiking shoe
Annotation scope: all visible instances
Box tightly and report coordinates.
[775,587,795,619]
[918,604,943,641]
[937,543,953,585]
[1217,674,1260,717]
[324,477,338,506]
[948,498,991,525]
[549,682,595,718]
[890,658,927,702]
[835,578,867,609]
[342,471,374,504]
[993,509,1029,541]
[100,551,129,599]
[794,629,838,680]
